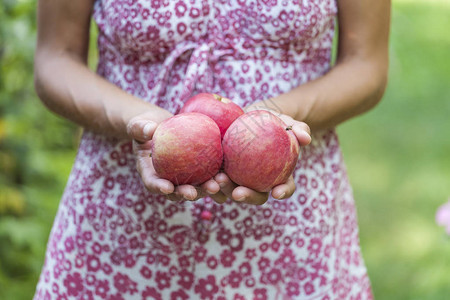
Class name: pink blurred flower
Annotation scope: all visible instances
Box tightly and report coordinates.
[436,199,450,235]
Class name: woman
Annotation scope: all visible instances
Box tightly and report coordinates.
[34,0,389,299]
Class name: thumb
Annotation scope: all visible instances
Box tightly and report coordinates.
[291,122,312,146]
[127,117,158,142]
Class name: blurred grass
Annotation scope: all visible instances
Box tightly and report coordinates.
[0,0,449,299]
[337,0,450,299]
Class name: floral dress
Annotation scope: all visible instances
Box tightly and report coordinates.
[34,0,373,299]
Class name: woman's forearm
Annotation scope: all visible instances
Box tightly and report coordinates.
[268,58,388,132]
[34,51,172,140]
[257,0,390,132]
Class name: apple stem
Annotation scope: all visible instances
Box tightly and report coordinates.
[213,94,222,101]
[286,126,293,131]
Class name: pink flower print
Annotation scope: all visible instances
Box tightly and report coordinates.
[436,199,450,234]
[287,281,300,297]
[266,267,282,284]
[113,272,137,294]
[229,233,244,251]
[150,0,161,9]
[144,219,155,232]
[239,261,252,276]
[245,277,256,288]
[297,267,308,281]
[170,289,189,300]
[156,254,170,266]
[177,269,194,290]
[308,237,323,257]
[304,281,316,295]
[228,270,242,288]
[228,208,239,219]
[194,245,207,262]
[86,274,96,286]
[217,227,232,245]
[124,254,136,268]
[173,232,186,246]
[303,207,312,220]
[95,279,110,298]
[141,286,162,300]
[194,275,219,299]
[56,294,68,300]
[271,239,281,252]
[155,271,171,290]
[253,288,268,300]
[189,7,200,19]
[275,248,296,268]
[234,294,246,300]
[253,225,264,240]
[91,242,102,254]
[259,242,269,252]
[87,255,101,272]
[296,238,305,248]
[178,255,190,268]
[156,220,168,234]
[107,293,125,300]
[146,25,160,41]
[63,272,82,297]
[140,266,152,279]
[110,247,126,265]
[175,1,188,17]
[64,237,74,252]
[206,256,218,269]
[257,256,270,271]
[220,249,236,267]
[80,289,94,300]
[245,248,256,260]
[102,263,113,275]
[113,273,128,293]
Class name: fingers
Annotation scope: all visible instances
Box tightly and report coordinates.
[201,178,221,195]
[232,186,269,205]
[271,176,296,200]
[291,122,311,146]
[276,114,311,146]
[139,168,175,195]
[214,173,237,198]
[175,185,198,200]
[215,172,271,205]
[127,117,158,142]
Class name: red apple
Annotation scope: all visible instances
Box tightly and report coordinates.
[179,93,244,138]
[222,110,300,192]
[151,113,223,186]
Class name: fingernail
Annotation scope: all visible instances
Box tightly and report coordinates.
[277,193,286,199]
[185,192,196,201]
[207,189,217,195]
[160,187,170,195]
[143,122,154,139]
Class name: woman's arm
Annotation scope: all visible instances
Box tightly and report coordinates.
[34,0,222,200]
[252,0,391,131]
[34,0,172,140]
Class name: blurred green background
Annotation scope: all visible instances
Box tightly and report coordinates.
[0,0,449,299]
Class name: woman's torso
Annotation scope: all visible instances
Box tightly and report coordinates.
[34,1,373,299]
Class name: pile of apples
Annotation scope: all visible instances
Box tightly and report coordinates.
[151,93,300,193]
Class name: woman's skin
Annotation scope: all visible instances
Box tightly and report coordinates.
[34,0,390,205]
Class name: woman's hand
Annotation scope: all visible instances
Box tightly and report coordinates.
[127,113,221,202]
[211,108,312,205]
